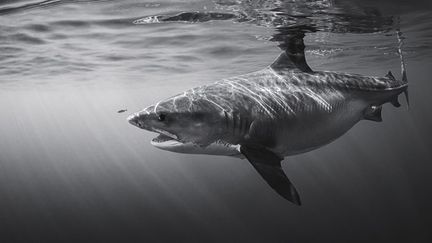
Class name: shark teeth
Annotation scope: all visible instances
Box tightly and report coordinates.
[152,128,179,141]
[150,135,184,147]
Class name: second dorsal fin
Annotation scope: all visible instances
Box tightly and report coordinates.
[270,33,313,73]
[385,71,396,80]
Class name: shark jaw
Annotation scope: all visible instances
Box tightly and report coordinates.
[148,130,242,157]
[149,128,185,150]
[150,133,183,148]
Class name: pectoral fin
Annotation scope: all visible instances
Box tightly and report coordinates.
[240,145,301,205]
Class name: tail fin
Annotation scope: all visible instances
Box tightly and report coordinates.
[396,30,409,107]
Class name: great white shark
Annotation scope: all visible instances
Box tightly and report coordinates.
[127,32,408,205]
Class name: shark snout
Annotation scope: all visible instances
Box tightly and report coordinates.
[127,112,142,128]
[127,110,156,130]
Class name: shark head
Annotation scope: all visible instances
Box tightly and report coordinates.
[128,92,230,153]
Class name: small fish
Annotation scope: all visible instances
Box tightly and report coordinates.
[117,109,127,113]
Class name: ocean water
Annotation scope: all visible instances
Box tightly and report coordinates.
[1,0,432,242]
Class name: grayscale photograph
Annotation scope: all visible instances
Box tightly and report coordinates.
[1,0,431,242]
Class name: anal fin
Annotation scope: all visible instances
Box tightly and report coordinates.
[240,145,301,205]
[391,96,401,107]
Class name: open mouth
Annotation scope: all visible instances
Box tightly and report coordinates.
[151,134,178,143]
[150,129,183,147]
[150,132,242,156]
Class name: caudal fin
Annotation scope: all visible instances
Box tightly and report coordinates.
[396,30,409,107]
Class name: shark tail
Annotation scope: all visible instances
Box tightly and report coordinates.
[396,30,409,107]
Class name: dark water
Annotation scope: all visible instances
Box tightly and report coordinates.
[1,0,432,242]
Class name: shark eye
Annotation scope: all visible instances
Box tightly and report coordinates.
[158,113,166,121]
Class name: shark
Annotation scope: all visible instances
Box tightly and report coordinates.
[127,32,408,205]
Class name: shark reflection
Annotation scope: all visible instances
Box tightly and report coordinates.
[128,2,408,205]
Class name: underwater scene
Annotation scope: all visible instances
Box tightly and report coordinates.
[1,0,432,242]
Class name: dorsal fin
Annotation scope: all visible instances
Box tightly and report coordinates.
[270,33,313,73]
